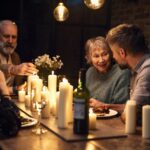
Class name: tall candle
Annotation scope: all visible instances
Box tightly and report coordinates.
[67,84,73,123]
[48,71,57,92]
[41,90,50,118]
[56,91,60,118]
[18,89,25,102]
[142,105,150,138]
[27,74,39,95]
[125,100,137,134]
[25,95,30,108]
[48,71,57,115]
[32,78,43,102]
[58,78,70,128]
[89,108,97,130]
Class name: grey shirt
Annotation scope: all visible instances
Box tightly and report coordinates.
[130,54,150,105]
[86,64,131,104]
[130,54,150,126]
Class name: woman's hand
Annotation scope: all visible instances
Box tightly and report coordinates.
[89,98,110,109]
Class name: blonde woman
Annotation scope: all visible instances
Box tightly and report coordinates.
[85,36,131,112]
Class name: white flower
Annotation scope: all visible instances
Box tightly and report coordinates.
[34,53,63,71]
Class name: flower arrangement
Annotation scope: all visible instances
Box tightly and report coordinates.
[34,54,63,72]
[34,54,63,85]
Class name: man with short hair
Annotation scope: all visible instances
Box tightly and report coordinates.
[0,20,37,94]
[106,23,150,125]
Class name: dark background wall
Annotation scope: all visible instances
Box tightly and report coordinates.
[0,0,150,86]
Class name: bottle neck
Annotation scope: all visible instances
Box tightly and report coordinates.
[78,69,86,89]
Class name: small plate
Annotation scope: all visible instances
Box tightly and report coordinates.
[21,117,38,128]
[95,109,118,119]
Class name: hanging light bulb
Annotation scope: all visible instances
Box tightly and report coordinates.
[84,0,105,10]
[53,2,69,22]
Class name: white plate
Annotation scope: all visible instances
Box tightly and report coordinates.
[21,117,38,128]
[95,109,118,119]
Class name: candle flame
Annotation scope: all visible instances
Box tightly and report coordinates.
[62,78,68,83]
[43,86,48,91]
[89,108,93,114]
[52,71,54,75]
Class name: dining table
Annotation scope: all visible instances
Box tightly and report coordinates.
[0,100,150,150]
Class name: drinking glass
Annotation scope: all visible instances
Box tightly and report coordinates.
[32,100,47,135]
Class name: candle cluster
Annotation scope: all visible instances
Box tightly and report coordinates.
[125,100,150,139]
[18,71,98,132]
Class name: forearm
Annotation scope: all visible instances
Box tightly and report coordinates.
[108,104,125,114]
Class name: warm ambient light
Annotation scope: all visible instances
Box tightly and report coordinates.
[84,0,105,10]
[53,2,69,22]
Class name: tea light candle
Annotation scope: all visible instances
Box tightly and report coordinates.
[89,108,96,130]
[25,95,30,108]
[142,105,150,138]
[125,100,137,134]
[18,89,25,102]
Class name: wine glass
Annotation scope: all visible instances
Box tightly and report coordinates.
[32,100,47,135]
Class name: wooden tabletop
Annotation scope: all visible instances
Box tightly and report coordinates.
[0,103,150,150]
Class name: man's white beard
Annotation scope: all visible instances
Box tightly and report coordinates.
[0,41,16,55]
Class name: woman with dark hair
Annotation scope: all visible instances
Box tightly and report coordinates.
[85,36,131,110]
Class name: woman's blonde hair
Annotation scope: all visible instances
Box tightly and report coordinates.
[85,36,112,64]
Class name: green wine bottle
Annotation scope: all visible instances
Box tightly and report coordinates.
[73,68,89,134]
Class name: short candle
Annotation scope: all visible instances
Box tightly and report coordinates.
[89,108,97,130]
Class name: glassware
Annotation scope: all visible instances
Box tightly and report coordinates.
[84,0,105,10]
[32,100,47,135]
[53,2,69,22]
[73,68,90,134]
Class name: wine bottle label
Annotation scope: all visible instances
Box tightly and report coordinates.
[74,98,85,119]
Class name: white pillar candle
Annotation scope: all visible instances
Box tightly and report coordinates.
[25,95,30,108]
[18,89,25,102]
[48,71,57,115]
[32,78,43,102]
[48,71,57,92]
[89,108,97,130]
[56,91,60,118]
[67,84,73,123]
[58,78,70,128]
[41,90,50,118]
[125,100,137,134]
[27,74,39,95]
[142,105,150,138]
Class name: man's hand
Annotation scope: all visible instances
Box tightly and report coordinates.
[17,82,27,91]
[10,63,38,76]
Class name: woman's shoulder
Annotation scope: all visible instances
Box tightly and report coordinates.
[86,66,98,79]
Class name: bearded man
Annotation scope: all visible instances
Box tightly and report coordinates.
[0,20,38,94]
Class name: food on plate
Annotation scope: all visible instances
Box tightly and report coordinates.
[93,107,110,116]
[20,116,34,126]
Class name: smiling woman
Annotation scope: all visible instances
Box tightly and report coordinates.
[85,36,131,107]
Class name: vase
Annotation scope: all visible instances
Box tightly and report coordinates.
[38,69,52,86]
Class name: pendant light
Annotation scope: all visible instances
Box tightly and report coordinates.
[53,1,69,22]
[84,0,105,10]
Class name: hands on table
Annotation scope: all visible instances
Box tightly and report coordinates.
[9,63,38,76]
[89,98,125,114]
[89,98,110,109]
